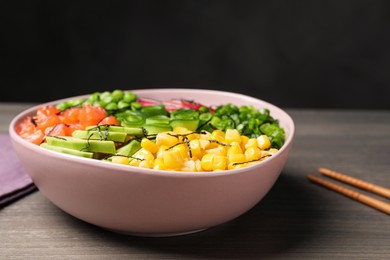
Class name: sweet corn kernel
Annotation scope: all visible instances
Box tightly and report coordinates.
[200,153,214,171]
[137,149,154,161]
[141,138,158,154]
[257,135,271,150]
[174,127,199,141]
[228,162,248,170]
[171,144,189,158]
[185,132,200,141]
[199,131,212,140]
[139,160,153,169]
[180,160,202,172]
[153,157,166,170]
[163,149,184,169]
[268,148,279,156]
[227,154,247,169]
[199,139,209,149]
[129,158,141,167]
[206,134,225,149]
[111,156,129,165]
[227,142,243,156]
[212,155,227,170]
[240,135,249,147]
[200,153,227,171]
[194,159,202,171]
[181,160,197,172]
[212,129,225,138]
[156,132,180,147]
[245,147,262,161]
[189,139,202,158]
[173,126,190,135]
[156,145,169,158]
[260,150,270,158]
[227,153,246,164]
[245,138,258,149]
[205,146,228,156]
[224,129,241,144]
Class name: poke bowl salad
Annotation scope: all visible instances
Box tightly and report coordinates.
[15,89,286,173]
[10,88,295,236]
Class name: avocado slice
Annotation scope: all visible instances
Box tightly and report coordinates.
[116,139,141,156]
[45,136,116,154]
[85,125,144,136]
[143,124,172,135]
[40,143,94,158]
[72,130,127,142]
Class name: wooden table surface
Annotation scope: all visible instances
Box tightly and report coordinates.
[1,103,390,259]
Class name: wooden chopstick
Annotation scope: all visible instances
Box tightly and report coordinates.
[307,173,390,215]
[318,167,390,200]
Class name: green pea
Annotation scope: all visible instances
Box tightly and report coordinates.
[100,95,113,106]
[87,92,100,104]
[56,103,68,111]
[111,89,124,102]
[123,92,137,103]
[69,99,84,107]
[105,102,118,111]
[117,100,130,109]
[56,99,84,111]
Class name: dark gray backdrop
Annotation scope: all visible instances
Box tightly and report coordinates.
[2,1,390,109]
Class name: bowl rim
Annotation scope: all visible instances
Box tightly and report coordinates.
[9,88,295,178]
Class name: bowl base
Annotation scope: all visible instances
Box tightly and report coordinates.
[106,228,207,237]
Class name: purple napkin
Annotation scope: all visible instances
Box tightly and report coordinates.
[0,134,36,207]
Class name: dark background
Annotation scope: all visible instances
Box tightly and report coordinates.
[2,0,390,109]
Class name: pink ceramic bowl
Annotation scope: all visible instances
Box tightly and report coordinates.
[9,89,295,236]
